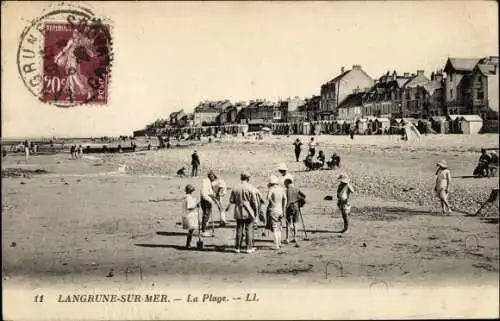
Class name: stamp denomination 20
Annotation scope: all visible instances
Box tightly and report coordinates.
[17,4,112,107]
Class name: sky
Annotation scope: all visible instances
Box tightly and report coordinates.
[2,1,498,138]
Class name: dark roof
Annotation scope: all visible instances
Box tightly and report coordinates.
[337,92,364,109]
[446,58,480,72]
[327,70,351,84]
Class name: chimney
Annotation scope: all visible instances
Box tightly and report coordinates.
[352,65,361,70]
[434,71,443,82]
[417,70,424,77]
[341,66,345,73]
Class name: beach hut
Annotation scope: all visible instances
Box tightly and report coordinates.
[459,115,483,134]
[375,117,391,134]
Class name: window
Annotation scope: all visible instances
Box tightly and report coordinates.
[477,92,484,100]
[449,74,453,82]
[450,89,453,98]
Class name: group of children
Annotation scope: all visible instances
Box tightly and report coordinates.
[180,163,355,252]
[304,151,341,171]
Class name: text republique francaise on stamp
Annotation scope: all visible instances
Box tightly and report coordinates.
[17,3,112,107]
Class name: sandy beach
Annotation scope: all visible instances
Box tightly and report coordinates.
[2,134,498,295]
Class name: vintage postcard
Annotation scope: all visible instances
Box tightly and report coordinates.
[1,1,499,320]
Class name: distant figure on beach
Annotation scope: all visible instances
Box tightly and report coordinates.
[337,173,354,233]
[435,160,452,215]
[474,149,491,177]
[316,150,326,168]
[293,138,303,162]
[350,130,355,140]
[191,151,200,177]
[24,144,29,162]
[177,166,187,177]
[70,145,76,159]
[78,145,83,158]
[308,137,317,157]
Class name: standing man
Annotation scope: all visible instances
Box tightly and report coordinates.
[435,160,452,215]
[278,163,294,186]
[266,175,287,250]
[191,150,200,177]
[200,170,217,236]
[308,137,317,157]
[225,172,260,254]
[336,173,355,233]
[293,138,303,162]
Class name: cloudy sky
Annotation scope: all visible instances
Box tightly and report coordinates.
[2,1,498,138]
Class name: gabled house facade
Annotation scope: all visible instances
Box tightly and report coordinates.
[320,65,374,120]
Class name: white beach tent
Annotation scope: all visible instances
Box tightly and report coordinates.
[459,115,483,134]
[403,122,422,140]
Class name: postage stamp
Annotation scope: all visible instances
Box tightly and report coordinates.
[17,3,112,107]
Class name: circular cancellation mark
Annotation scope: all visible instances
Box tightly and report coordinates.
[17,4,113,108]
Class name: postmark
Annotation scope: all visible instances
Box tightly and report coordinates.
[17,3,112,107]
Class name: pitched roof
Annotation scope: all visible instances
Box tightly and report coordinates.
[327,70,351,84]
[476,63,497,75]
[337,92,364,109]
[447,58,480,72]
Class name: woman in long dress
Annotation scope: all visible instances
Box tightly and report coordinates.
[54,29,97,100]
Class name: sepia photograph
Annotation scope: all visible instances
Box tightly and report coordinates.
[2,1,499,319]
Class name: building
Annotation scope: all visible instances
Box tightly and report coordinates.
[443,56,499,116]
[301,95,321,121]
[320,65,374,120]
[362,71,413,118]
[471,57,499,118]
[193,100,231,126]
[277,96,306,122]
[401,70,444,118]
[337,92,364,121]
[240,100,276,130]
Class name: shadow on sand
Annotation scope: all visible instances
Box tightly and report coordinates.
[134,243,274,252]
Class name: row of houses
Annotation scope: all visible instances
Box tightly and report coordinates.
[135,56,498,136]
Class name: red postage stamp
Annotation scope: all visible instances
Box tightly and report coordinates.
[42,21,111,105]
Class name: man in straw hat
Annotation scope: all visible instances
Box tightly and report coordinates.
[278,163,294,187]
[266,175,287,249]
[226,172,260,253]
[435,160,452,215]
[337,173,355,233]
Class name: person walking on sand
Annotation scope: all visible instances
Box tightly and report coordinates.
[266,175,287,250]
[24,141,30,163]
[191,150,200,177]
[435,160,452,215]
[182,184,200,249]
[78,145,83,158]
[225,172,260,254]
[278,163,294,187]
[70,145,75,160]
[308,137,317,157]
[337,173,355,233]
[200,170,218,236]
[284,178,306,246]
[293,138,303,162]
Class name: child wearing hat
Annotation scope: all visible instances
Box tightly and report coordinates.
[337,174,355,233]
[183,184,199,249]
